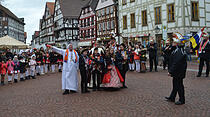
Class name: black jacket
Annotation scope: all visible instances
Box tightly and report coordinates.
[79,55,88,72]
[168,46,187,79]
[195,40,210,59]
[148,43,157,59]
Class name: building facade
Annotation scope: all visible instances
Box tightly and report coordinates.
[39,2,55,48]
[95,0,119,44]
[53,0,89,49]
[31,31,40,49]
[0,4,25,43]
[78,0,99,47]
[118,0,210,49]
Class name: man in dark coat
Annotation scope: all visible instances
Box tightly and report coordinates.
[162,40,172,70]
[165,38,187,105]
[195,32,210,77]
[79,49,90,93]
[148,39,158,72]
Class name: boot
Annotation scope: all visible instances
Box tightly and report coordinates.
[1,81,4,85]
[14,79,18,83]
[20,78,24,81]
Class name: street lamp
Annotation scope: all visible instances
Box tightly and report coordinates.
[154,26,160,34]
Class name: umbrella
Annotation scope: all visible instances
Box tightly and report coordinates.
[0,35,28,49]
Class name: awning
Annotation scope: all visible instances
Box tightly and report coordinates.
[0,35,29,49]
[78,41,91,47]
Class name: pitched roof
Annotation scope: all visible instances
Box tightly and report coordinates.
[59,0,89,19]
[0,4,24,24]
[46,2,55,15]
[83,0,99,11]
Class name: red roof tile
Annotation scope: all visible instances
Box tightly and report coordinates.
[46,2,55,15]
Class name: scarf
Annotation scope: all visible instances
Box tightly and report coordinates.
[64,49,77,63]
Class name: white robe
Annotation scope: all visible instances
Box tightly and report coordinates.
[52,47,79,91]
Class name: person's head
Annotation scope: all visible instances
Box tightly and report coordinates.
[81,49,88,56]
[105,48,109,56]
[150,40,154,45]
[94,48,98,54]
[166,39,170,46]
[110,48,114,54]
[135,44,139,49]
[128,46,132,50]
[203,32,209,40]
[68,43,73,51]
[120,44,125,51]
[7,49,10,52]
[14,56,18,61]
[32,55,36,60]
[40,47,44,51]
[8,57,12,61]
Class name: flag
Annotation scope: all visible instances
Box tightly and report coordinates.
[189,27,205,48]
[173,32,188,43]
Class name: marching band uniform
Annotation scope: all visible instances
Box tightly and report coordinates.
[128,48,135,71]
[49,51,57,73]
[19,55,27,81]
[57,54,63,72]
[13,56,20,83]
[6,58,14,83]
[29,55,37,79]
[36,51,42,75]
[134,46,141,73]
[1,60,7,85]
[45,52,50,74]
[25,53,31,79]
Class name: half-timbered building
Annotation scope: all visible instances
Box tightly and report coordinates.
[79,0,99,47]
[40,2,55,48]
[0,4,25,43]
[54,0,89,48]
[95,0,119,44]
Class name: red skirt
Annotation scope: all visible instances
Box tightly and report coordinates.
[57,59,63,62]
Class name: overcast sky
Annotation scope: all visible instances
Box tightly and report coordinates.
[3,0,55,44]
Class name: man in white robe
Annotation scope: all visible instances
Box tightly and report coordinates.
[47,44,79,95]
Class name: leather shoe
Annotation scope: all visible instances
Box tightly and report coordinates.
[196,74,201,77]
[175,101,185,105]
[165,97,175,102]
[206,74,209,77]
[62,90,69,95]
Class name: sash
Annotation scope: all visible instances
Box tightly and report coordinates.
[64,49,77,63]
[199,40,209,53]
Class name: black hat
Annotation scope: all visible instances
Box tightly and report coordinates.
[81,49,89,54]
[120,43,126,48]
[94,47,98,51]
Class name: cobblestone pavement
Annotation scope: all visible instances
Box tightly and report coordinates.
[0,69,209,117]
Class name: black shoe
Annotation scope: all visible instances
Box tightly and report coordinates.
[85,90,90,93]
[123,85,128,88]
[196,74,201,77]
[37,73,40,76]
[175,101,185,105]
[1,81,4,85]
[149,70,152,72]
[70,90,77,93]
[63,90,70,95]
[155,70,158,72]
[20,78,24,81]
[59,69,62,72]
[32,76,36,79]
[165,97,175,102]
[14,79,18,83]
[206,74,209,77]
[92,88,96,91]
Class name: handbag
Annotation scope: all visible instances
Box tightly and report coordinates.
[102,71,111,83]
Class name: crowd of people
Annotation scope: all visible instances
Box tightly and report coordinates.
[0,32,209,105]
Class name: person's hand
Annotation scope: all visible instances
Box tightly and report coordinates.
[46,44,52,49]
[168,73,171,76]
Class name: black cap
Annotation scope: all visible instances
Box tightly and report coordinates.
[120,43,126,48]
[81,49,89,54]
